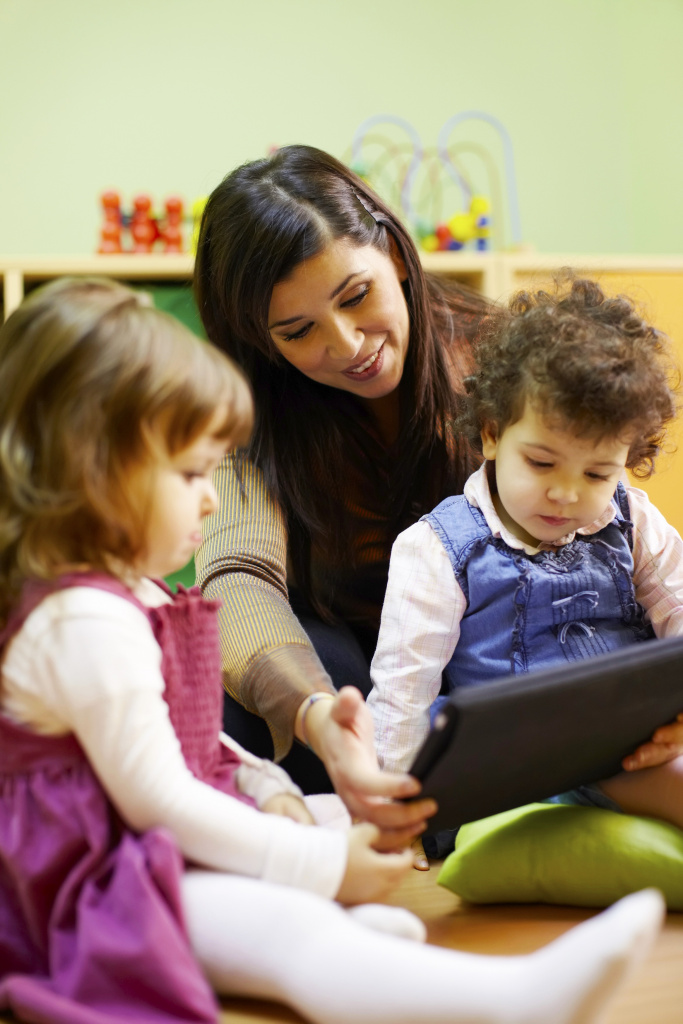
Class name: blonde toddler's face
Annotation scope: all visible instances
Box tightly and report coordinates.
[133,412,230,580]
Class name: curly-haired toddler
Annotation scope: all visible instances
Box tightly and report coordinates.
[369,275,683,835]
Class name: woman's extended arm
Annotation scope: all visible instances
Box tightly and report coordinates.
[196,454,336,761]
[196,455,435,831]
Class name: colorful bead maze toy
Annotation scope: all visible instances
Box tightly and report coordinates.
[349,111,522,253]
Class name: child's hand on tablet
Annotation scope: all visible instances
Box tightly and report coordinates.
[623,713,683,771]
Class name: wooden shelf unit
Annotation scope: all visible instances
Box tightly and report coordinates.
[0,253,494,321]
[0,255,195,322]
[3,252,683,319]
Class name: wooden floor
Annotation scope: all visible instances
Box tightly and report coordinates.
[219,862,683,1024]
[0,864,679,1022]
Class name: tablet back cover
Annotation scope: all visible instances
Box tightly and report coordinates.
[409,636,683,831]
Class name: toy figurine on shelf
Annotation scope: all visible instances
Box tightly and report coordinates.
[97,191,124,254]
[96,192,187,254]
[130,194,159,253]
[163,196,184,253]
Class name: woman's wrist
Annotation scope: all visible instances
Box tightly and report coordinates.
[296,691,336,751]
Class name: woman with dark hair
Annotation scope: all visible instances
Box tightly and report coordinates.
[194,144,489,830]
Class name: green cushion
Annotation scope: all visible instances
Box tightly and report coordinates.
[438,802,683,909]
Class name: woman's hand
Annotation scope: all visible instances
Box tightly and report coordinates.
[299,686,437,836]
[335,823,413,905]
[622,713,683,771]
[262,792,315,824]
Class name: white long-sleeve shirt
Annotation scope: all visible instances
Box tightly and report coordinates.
[1,581,348,898]
[368,464,683,773]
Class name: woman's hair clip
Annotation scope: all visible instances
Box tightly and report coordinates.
[353,189,382,224]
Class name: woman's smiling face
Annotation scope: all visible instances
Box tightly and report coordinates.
[267,238,410,401]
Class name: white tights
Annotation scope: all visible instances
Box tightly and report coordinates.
[181,871,663,1024]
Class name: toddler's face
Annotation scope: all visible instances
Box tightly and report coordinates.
[481,401,631,548]
[133,413,230,579]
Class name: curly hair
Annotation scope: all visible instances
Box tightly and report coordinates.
[461,275,679,477]
[0,277,253,625]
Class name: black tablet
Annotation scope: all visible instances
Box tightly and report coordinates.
[408,636,683,832]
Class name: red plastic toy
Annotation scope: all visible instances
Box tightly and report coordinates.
[97,191,123,253]
[97,192,186,254]
[130,194,158,253]
[162,196,184,253]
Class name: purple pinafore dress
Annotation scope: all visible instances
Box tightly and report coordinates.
[0,573,256,1024]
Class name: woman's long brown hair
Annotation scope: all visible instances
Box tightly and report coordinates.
[194,145,488,616]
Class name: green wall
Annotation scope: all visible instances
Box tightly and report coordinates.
[1,0,681,255]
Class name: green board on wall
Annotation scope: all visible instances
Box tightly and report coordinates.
[165,558,196,592]
[146,284,203,593]
[146,284,205,339]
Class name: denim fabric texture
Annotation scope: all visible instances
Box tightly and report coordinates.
[424,482,653,725]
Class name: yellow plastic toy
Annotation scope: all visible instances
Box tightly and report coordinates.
[191,196,208,255]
